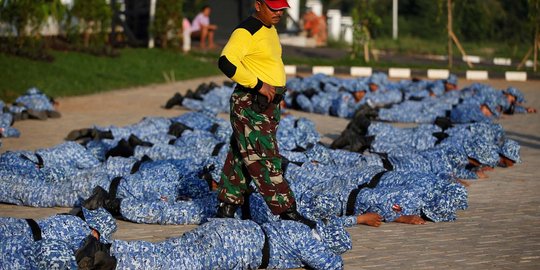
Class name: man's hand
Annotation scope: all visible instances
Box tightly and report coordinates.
[259,82,276,103]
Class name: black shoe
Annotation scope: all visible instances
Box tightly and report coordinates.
[164,92,183,109]
[93,250,117,270]
[47,110,61,118]
[75,235,116,270]
[12,111,29,121]
[27,109,48,120]
[184,89,196,99]
[105,139,134,158]
[128,134,153,147]
[168,122,192,137]
[66,128,92,141]
[216,202,239,218]
[280,205,316,229]
[83,186,109,210]
[91,129,113,140]
[105,198,122,217]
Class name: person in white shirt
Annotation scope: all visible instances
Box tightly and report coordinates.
[190,5,217,49]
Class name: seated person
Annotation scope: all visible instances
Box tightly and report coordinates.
[190,5,217,49]
[303,9,327,46]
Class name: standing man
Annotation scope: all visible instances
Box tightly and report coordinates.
[217,0,315,228]
[190,5,218,49]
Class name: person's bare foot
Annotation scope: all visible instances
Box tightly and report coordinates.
[479,166,494,172]
[499,156,515,167]
[457,179,471,187]
[394,215,426,225]
[356,212,383,227]
[476,170,488,179]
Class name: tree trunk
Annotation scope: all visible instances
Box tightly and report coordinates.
[447,0,453,69]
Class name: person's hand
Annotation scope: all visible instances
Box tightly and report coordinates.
[527,107,537,113]
[356,212,383,227]
[259,82,276,103]
[394,215,426,225]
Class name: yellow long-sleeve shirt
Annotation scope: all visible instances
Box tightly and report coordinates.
[218,16,286,91]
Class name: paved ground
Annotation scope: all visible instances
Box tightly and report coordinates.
[1,76,539,269]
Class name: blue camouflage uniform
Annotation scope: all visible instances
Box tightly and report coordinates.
[110,159,218,225]
[182,85,234,114]
[12,87,56,112]
[110,218,351,270]
[367,122,441,153]
[0,113,20,138]
[0,207,115,269]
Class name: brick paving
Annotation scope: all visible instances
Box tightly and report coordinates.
[1,76,539,269]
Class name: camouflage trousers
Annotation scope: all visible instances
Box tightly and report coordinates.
[218,89,295,215]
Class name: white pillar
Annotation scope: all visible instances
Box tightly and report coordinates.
[148,0,157,48]
[392,0,398,40]
[327,9,341,41]
[287,0,300,31]
[341,16,353,44]
[306,0,323,16]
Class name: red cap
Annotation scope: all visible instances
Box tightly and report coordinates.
[263,0,290,10]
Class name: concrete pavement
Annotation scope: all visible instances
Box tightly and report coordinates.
[1,76,539,269]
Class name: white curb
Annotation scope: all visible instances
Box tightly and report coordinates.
[427,69,450,79]
[284,65,297,75]
[466,70,489,80]
[350,66,373,77]
[505,71,527,82]
[493,58,512,66]
[463,55,481,63]
[388,68,411,79]
[312,66,335,75]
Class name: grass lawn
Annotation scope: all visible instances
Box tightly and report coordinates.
[371,36,531,60]
[0,48,221,102]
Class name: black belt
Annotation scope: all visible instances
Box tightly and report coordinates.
[236,85,285,106]
[25,218,42,241]
[345,171,387,216]
[259,230,270,269]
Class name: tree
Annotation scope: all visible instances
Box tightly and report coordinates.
[70,0,112,48]
[350,0,381,62]
[0,0,66,48]
[151,0,184,48]
[530,0,540,71]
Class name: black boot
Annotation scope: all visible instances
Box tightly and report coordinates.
[164,92,183,109]
[66,128,92,141]
[83,186,109,210]
[168,122,192,137]
[105,139,134,158]
[184,89,196,99]
[47,110,61,118]
[27,109,48,120]
[128,134,153,148]
[104,198,122,217]
[75,235,116,270]
[280,204,317,229]
[91,129,113,140]
[216,202,239,218]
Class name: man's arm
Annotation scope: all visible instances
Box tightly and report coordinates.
[218,29,263,91]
